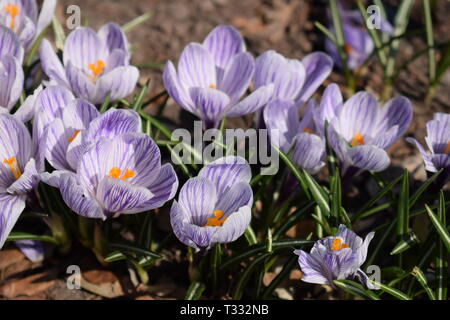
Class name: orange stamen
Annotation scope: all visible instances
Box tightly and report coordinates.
[344,44,353,55]
[331,238,349,251]
[204,209,228,227]
[3,157,21,180]
[303,127,314,134]
[444,141,450,155]
[209,84,216,89]
[88,60,105,82]
[3,4,19,29]
[67,130,80,143]
[351,132,364,146]
[108,167,135,181]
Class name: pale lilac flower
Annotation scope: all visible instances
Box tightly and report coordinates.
[170,156,253,251]
[39,23,139,105]
[323,84,412,176]
[0,0,56,50]
[0,113,39,248]
[163,24,275,129]
[15,240,44,262]
[294,224,377,289]
[254,50,333,106]
[407,113,450,186]
[325,1,393,70]
[264,99,326,174]
[0,25,24,113]
[44,132,178,219]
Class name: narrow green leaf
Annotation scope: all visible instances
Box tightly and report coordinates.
[244,226,257,245]
[185,282,205,300]
[314,21,336,43]
[104,251,127,263]
[333,280,380,300]
[132,80,150,111]
[303,170,330,216]
[122,12,153,33]
[52,17,66,50]
[138,111,172,139]
[369,280,411,300]
[411,267,436,300]
[423,0,436,82]
[6,232,59,244]
[425,204,450,252]
[436,191,448,300]
[396,169,409,236]
[409,169,442,209]
[109,243,162,259]
[99,92,112,113]
[390,232,420,255]
[435,42,450,84]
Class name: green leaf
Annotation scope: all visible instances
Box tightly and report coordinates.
[233,253,271,299]
[51,17,65,50]
[411,267,436,300]
[132,80,150,111]
[138,111,172,139]
[333,280,380,300]
[6,232,58,244]
[390,232,420,255]
[185,282,205,300]
[435,42,450,84]
[122,12,153,33]
[369,280,411,300]
[104,250,127,263]
[303,170,330,216]
[436,191,448,300]
[396,169,409,236]
[109,243,163,259]
[425,204,450,252]
[409,169,442,209]
[423,0,436,82]
[99,92,112,113]
[244,226,257,245]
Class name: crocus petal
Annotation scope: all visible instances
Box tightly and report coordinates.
[97,22,128,53]
[58,172,105,219]
[336,224,360,249]
[431,154,450,174]
[425,119,450,154]
[0,193,26,249]
[63,27,104,70]
[216,182,253,216]
[212,205,251,244]
[17,16,36,50]
[65,61,96,103]
[105,49,129,71]
[0,25,24,61]
[0,55,23,111]
[15,240,44,262]
[263,99,299,151]
[35,0,57,38]
[296,52,334,105]
[219,52,254,104]
[34,85,74,125]
[355,231,375,267]
[96,177,154,215]
[322,248,357,280]
[95,65,139,104]
[198,156,251,195]
[294,249,330,285]
[13,85,43,123]
[434,113,450,122]
[44,118,72,170]
[313,83,342,135]
[347,145,390,172]
[406,137,436,172]
[178,177,217,226]
[356,268,379,290]
[39,39,68,87]
[7,158,39,194]
[63,99,100,131]
[40,169,71,188]
[292,133,326,174]
[226,83,274,117]
[163,61,195,114]
[203,24,245,70]
[254,50,305,101]
[189,87,231,128]
[178,43,216,89]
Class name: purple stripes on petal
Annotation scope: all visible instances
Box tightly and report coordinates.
[263,99,298,151]
[219,52,254,104]
[96,65,139,104]
[426,119,450,154]
[0,193,26,249]
[39,39,69,87]
[63,27,105,71]
[295,249,330,285]
[178,43,216,89]
[189,87,230,128]
[97,22,128,54]
[347,145,390,172]
[65,62,96,103]
[0,55,24,112]
[212,206,251,244]
[7,159,39,194]
[216,182,253,216]
[292,133,326,174]
[226,83,274,117]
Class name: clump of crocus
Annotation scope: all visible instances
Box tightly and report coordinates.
[163,24,274,129]
[40,22,139,105]
[323,83,412,177]
[43,132,178,219]
[0,25,24,113]
[294,225,377,289]
[0,0,56,50]
[0,114,39,248]
[325,1,393,70]
[170,156,253,251]
[407,113,450,186]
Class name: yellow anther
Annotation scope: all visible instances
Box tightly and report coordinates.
[3,157,21,180]
[209,84,216,89]
[331,238,349,251]
[351,132,364,146]
[204,209,228,227]
[88,60,105,82]
[108,167,135,181]
[303,127,314,134]
[3,4,19,29]
[67,130,80,143]
[444,141,450,155]
[344,44,353,55]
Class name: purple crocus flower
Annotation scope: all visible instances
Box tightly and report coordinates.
[294,224,377,289]
[254,50,333,107]
[325,1,393,70]
[264,99,326,174]
[0,0,56,50]
[170,156,253,251]
[0,24,24,114]
[39,23,139,105]
[163,24,275,129]
[0,113,39,248]
[407,113,450,186]
[43,132,178,219]
[323,83,412,177]
[15,239,44,262]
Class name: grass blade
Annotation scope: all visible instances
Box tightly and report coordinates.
[396,169,409,236]
[303,170,330,217]
[185,282,205,300]
[369,280,411,300]
[425,204,450,252]
[333,280,380,300]
[436,191,448,300]
[122,12,153,33]
[6,232,59,244]
[411,267,436,300]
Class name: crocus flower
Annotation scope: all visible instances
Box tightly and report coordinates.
[264,99,325,174]
[0,0,56,50]
[170,156,253,251]
[43,132,178,219]
[0,113,39,248]
[163,24,275,129]
[39,22,139,105]
[324,84,412,177]
[254,50,333,107]
[325,1,393,70]
[294,224,377,289]
[0,24,24,113]
[407,113,450,186]
[15,240,44,262]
